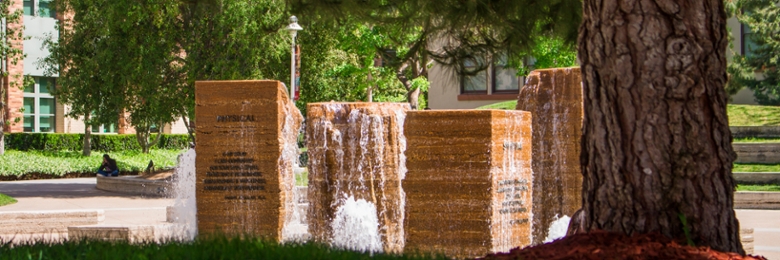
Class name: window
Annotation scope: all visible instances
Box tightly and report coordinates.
[39,0,55,18]
[23,0,34,16]
[460,55,521,95]
[92,124,117,134]
[461,58,488,94]
[492,56,520,93]
[741,23,759,57]
[23,77,56,133]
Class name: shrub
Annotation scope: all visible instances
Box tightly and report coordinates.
[4,133,190,152]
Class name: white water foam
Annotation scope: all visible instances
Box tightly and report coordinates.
[330,196,383,253]
[543,214,571,243]
[169,148,197,241]
[280,99,307,242]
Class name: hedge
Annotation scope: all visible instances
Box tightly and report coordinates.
[4,133,190,152]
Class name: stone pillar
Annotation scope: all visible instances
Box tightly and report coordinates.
[306,102,409,253]
[194,80,302,241]
[404,110,533,258]
[515,67,583,244]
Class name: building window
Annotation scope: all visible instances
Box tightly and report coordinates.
[461,58,488,94]
[39,0,55,18]
[492,56,520,94]
[460,56,521,95]
[741,23,759,57]
[92,124,117,134]
[23,77,56,133]
[23,0,34,16]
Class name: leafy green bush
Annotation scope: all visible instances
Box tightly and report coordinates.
[0,237,443,260]
[4,133,190,152]
[0,149,183,178]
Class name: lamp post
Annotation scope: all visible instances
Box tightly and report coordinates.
[285,16,303,101]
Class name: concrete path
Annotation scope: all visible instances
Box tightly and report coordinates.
[0,178,172,226]
[736,209,780,259]
[0,178,778,258]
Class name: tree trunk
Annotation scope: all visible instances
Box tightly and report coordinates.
[579,0,742,254]
[182,114,195,145]
[83,114,92,156]
[0,77,6,156]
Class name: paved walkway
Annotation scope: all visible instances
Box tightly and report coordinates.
[0,178,778,258]
[0,178,172,226]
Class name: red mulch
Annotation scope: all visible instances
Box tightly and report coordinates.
[480,231,766,260]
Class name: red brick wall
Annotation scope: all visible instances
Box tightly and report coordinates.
[4,0,24,133]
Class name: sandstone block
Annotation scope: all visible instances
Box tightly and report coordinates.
[195,80,302,241]
[515,67,583,244]
[404,110,533,258]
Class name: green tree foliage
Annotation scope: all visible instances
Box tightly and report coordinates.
[728,0,780,105]
[43,0,124,156]
[45,0,303,152]
[290,0,580,109]
[0,1,26,156]
[514,33,578,76]
[290,0,581,73]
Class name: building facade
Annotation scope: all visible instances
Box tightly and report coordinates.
[2,0,187,135]
[428,16,762,109]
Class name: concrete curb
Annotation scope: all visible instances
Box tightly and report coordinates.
[68,225,156,243]
[0,210,104,234]
[96,176,172,197]
[731,126,780,138]
[733,143,780,164]
[734,172,780,185]
[734,191,780,210]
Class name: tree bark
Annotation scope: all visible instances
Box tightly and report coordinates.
[579,0,742,254]
[83,113,92,156]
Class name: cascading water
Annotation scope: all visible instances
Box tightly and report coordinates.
[492,111,534,252]
[543,214,571,243]
[306,102,409,253]
[280,98,307,242]
[169,148,197,241]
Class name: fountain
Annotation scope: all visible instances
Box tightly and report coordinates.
[306,102,409,253]
[515,67,583,244]
[403,110,533,258]
[193,80,302,241]
[181,71,581,257]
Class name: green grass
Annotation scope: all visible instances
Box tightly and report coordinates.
[0,149,183,178]
[0,193,16,207]
[296,170,309,186]
[736,184,780,192]
[733,137,780,143]
[733,163,780,172]
[727,104,780,126]
[477,102,780,127]
[0,237,442,260]
[476,100,517,110]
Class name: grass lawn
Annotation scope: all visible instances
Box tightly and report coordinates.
[296,170,308,186]
[0,193,16,207]
[476,100,517,110]
[477,102,780,127]
[733,163,780,172]
[0,237,442,260]
[733,137,780,143]
[727,104,780,126]
[736,184,780,192]
[0,149,184,178]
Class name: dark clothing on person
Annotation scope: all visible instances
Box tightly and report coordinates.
[97,156,119,177]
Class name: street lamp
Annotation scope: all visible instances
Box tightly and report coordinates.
[285,16,303,101]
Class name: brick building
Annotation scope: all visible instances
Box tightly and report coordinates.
[2,0,187,135]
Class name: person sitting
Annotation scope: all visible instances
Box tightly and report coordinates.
[97,154,119,177]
